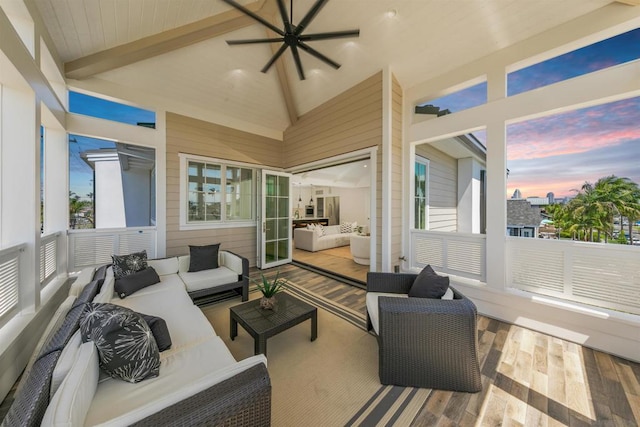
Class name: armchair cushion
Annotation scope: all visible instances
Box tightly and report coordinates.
[408,265,449,299]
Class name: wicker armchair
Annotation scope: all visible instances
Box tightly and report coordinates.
[366,272,482,392]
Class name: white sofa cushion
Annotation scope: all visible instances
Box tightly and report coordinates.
[51,331,82,399]
[220,251,244,275]
[179,266,239,293]
[366,292,407,335]
[42,341,99,427]
[85,337,266,426]
[146,257,180,276]
[93,268,115,304]
[366,288,455,335]
[68,267,96,297]
[112,283,218,343]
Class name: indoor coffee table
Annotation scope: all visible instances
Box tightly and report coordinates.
[230,292,317,355]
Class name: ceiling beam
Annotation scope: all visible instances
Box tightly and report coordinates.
[616,0,640,5]
[266,28,298,126]
[65,0,272,80]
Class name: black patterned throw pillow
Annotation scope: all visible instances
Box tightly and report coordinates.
[111,250,148,279]
[79,303,160,383]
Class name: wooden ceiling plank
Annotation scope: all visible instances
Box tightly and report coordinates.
[266,27,298,126]
[65,0,271,80]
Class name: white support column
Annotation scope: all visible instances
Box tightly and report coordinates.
[381,67,393,272]
[1,84,39,312]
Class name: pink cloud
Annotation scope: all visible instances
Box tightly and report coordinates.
[508,129,640,160]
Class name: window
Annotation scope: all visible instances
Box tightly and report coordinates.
[414,157,429,229]
[506,96,640,243]
[416,80,487,116]
[69,135,156,229]
[184,156,255,226]
[508,28,640,96]
[69,91,156,128]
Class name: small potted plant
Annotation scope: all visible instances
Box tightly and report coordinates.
[250,270,287,309]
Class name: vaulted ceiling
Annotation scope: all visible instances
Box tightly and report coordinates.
[35,0,620,137]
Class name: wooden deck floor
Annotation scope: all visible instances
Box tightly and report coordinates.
[262,264,640,427]
[292,245,369,283]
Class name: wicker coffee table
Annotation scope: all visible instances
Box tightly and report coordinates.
[230,292,317,355]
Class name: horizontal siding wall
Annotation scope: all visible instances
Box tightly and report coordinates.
[415,142,457,231]
[283,72,383,168]
[165,112,283,264]
[283,72,383,271]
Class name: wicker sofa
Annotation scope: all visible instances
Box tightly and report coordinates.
[366,272,482,392]
[2,253,270,427]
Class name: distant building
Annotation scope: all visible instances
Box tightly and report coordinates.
[506,199,542,238]
[526,197,549,206]
[546,192,555,204]
[512,189,522,199]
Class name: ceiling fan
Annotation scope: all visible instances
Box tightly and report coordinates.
[222,0,360,80]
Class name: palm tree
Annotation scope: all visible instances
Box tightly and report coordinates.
[567,182,610,242]
[616,178,640,245]
[563,176,640,245]
[69,191,93,229]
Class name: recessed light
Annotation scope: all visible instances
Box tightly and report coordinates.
[385,9,397,18]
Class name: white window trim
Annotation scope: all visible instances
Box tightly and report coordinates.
[178,153,257,231]
[413,155,430,230]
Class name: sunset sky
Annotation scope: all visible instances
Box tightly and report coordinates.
[430,28,640,199]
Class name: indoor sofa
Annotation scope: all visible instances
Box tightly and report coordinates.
[294,224,357,252]
[2,253,270,427]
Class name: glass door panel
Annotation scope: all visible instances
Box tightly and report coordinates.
[259,170,292,268]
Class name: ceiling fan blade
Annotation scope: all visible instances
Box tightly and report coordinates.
[299,29,360,42]
[298,42,340,69]
[294,0,328,35]
[227,37,284,45]
[276,0,293,34]
[261,43,288,74]
[290,44,306,80]
[221,0,284,36]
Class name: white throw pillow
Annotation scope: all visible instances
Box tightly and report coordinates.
[51,331,82,399]
[316,223,325,236]
[306,223,316,230]
[42,342,99,427]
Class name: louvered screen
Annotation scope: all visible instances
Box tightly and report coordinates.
[447,239,485,278]
[39,235,57,287]
[71,234,116,269]
[69,229,157,270]
[571,252,640,314]
[507,239,640,315]
[117,231,156,258]
[411,231,486,281]
[510,247,565,294]
[414,234,444,268]
[0,247,21,324]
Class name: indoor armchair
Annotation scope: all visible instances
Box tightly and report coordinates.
[366,271,482,392]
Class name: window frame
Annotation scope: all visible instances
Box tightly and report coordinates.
[413,156,430,230]
[179,153,257,230]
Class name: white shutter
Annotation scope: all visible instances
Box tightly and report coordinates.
[0,246,22,324]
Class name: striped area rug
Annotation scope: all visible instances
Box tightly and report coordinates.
[201,281,431,427]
